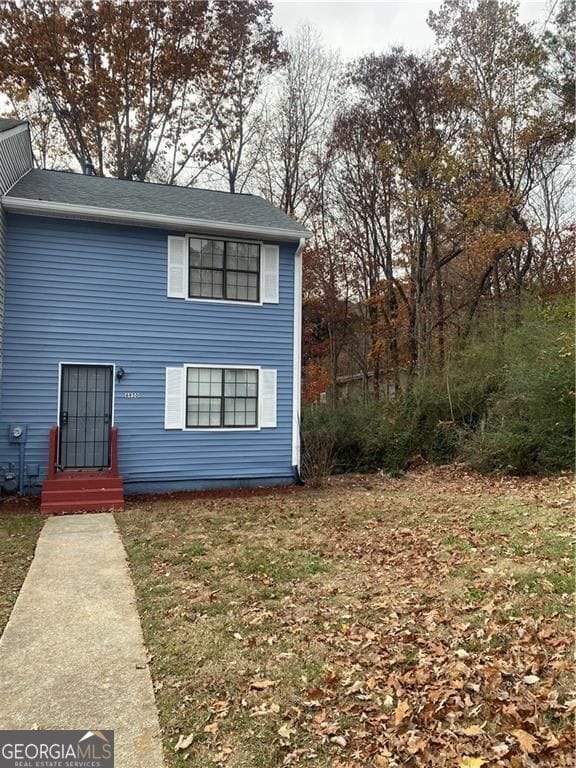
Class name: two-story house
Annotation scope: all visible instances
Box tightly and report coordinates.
[0,120,310,513]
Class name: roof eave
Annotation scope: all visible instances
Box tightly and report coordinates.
[1,196,312,241]
[0,122,30,141]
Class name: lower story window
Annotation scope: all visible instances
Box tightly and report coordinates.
[186,367,258,428]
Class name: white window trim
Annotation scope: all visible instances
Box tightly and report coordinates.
[182,363,262,432]
[184,296,265,307]
[184,235,266,306]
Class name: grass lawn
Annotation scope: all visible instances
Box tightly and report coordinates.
[116,468,575,768]
[0,508,43,635]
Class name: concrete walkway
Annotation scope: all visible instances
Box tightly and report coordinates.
[0,513,164,767]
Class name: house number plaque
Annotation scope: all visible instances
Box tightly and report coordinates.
[123,392,143,399]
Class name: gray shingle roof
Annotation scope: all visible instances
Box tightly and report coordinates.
[0,118,27,133]
[6,169,309,237]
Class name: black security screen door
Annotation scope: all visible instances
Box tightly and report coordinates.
[59,365,113,469]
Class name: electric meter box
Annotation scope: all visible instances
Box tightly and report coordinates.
[8,424,27,443]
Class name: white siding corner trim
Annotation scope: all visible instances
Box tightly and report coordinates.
[261,244,279,303]
[260,368,277,428]
[292,238,305,467]
[167,236,187,298]
[165,367,185,428]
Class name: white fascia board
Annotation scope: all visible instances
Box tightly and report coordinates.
[0,123,29,142]
[292,236,305,468]
[1,196,313,242]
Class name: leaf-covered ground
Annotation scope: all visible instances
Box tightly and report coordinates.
[0,508,43,635]
[116,468,575,768]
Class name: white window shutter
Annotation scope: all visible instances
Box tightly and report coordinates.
[165,367,185,429]
[167,236,187,298]
[262,245,279,303]
[260,369,277,428]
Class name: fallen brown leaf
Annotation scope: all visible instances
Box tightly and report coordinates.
[394,699,410,726]
[174,733,194,752]
[511,728,538,754]
[277,723,295,743]
[458,758,487,768]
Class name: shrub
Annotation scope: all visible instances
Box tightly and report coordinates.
[300,424,335,486]
[301,400,388,473]
[301,296,574,477]
[462,298,574,474]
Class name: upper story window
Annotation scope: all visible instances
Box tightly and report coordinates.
[189,238,260,303]
[167,236,279,305]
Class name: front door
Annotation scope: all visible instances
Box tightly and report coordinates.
[59,364,114,470]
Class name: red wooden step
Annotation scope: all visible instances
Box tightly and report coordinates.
[42,477,124,492]
[58,470,117,476]
[42,489,124,502]
[41,500,125,514]
[41,472,125,515]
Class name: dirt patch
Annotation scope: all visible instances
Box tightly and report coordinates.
[0,495,41,514]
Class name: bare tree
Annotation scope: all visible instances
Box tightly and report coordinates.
[206,3,287,194]
[255,25,341,221]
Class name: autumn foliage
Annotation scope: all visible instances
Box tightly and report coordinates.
[0,0,284,181]
[300,0,573,402]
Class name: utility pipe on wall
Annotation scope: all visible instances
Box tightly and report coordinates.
[18,441,25,494]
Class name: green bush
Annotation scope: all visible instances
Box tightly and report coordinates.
[462,298,574,474]
[301,400,392,473]
[301,296,574,476]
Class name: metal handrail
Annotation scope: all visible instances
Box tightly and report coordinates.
[47,424,120,476]
[110,426,119,476]
[47,425,58,480]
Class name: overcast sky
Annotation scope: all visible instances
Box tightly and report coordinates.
[272,1,553,58]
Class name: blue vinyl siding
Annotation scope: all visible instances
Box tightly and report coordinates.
[0,214,296,492]
[0,207,6,389]
[0,127,33,401]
